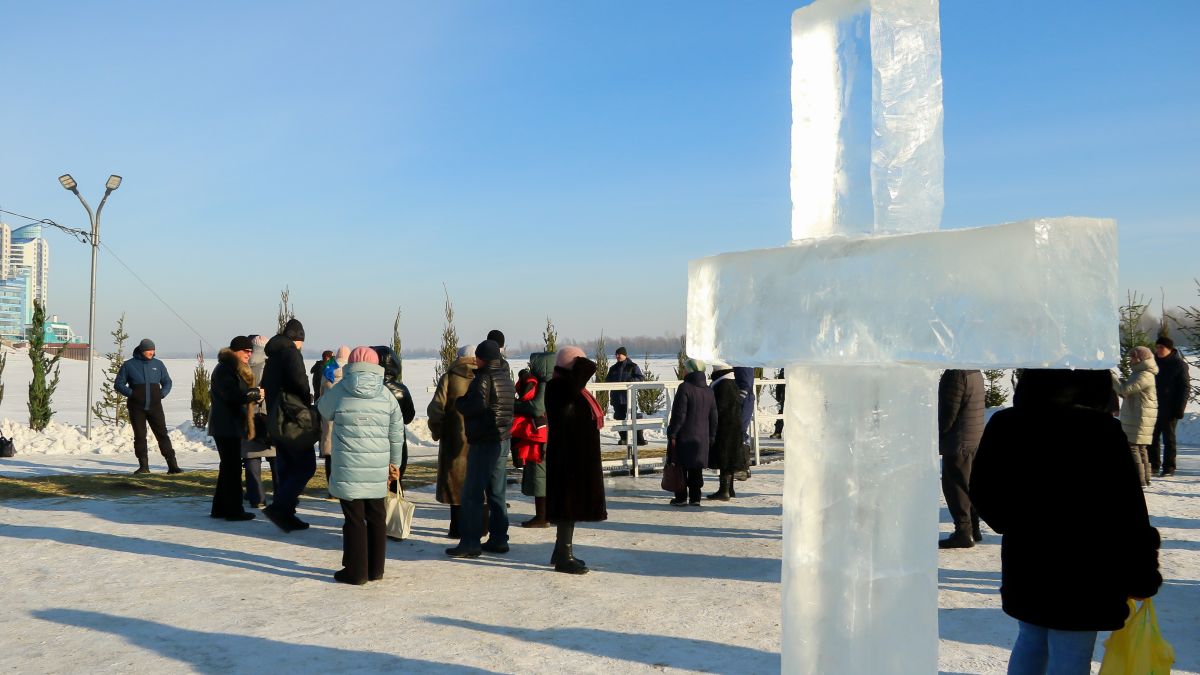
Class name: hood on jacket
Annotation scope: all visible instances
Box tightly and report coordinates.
[529,352,556,382]
[1132,357,1160,377]
[218,347,239,367]
[711,368,735,382]
[683,370,708,387]
[265,333,296,357]
[341,362,385,398]
[450,355,477,378]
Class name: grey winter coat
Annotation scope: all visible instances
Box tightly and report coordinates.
[938,370,985,457]
[316,362,406,501]
[1115,359,1159,445]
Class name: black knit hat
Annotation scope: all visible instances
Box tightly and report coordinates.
[476,339,501,362]
[137,338,156,352]
[487,329,505,348]
[229,335,253,351]
[1156,335,1174,349]
[283,318,305,341]
[616,346,627,356]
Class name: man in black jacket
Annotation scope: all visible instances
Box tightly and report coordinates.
[446,339,515,558]
[1151,336,1191,476]
[938,369,985,549]
[606,347,646,446]
[260,319,316,532]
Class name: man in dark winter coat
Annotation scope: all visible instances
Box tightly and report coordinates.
[606,347,646,446]
[970,370,1161,672]
[115,338,180,474]
[1151,336,1191,476]
[446,339,516,558]
[938,369,985,549]
[260,319,316,532]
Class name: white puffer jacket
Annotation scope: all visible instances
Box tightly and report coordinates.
[1115,359,1159,445]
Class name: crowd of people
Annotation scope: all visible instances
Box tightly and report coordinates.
[109,322,1187,669]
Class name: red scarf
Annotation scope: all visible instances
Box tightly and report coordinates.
[581,387,605,430]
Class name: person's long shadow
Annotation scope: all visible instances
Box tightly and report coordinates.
[32,609,488,673]
[591,518,780,540]
[1151,515,1199,530]
[0,523,329,580]
[938,567,1001,596]
[423,615,779,672]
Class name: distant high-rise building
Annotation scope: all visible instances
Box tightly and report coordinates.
[10,223,49,309]
[0,221,58,342]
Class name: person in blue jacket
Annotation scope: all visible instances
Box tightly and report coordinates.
[115,338,180,474]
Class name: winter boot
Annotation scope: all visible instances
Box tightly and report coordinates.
[938,529,975,549]
[636,430,647,446]
[618,431,629,446]
[971,515,983,543]
[670,493,689,507]
[707,474,732,501]
[447,505,460,539]
[133,452,151,474]
[728,476,737,498]
[688,483,703,506]
[166,455,183,474]
[551,523,588,574]
[522,497,549,528]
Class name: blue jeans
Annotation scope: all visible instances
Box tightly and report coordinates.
[457,439,509,549]
[1008,621,1097,675]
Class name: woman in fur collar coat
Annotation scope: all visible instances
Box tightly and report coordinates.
[208,336,264,521]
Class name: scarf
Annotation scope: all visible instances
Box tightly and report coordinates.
[581,387,605,430]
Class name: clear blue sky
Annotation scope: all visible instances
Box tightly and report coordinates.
[1,1,1196,355]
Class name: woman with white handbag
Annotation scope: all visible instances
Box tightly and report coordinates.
[316,346,407,586]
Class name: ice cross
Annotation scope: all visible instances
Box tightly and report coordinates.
[686,1,1118,673]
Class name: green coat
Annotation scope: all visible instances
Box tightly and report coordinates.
[316,362,406,501]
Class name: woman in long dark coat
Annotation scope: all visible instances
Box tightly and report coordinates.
[544,346,607,575]
[707,362,747,500]
[666,358,717,506]
[208,335,264,521]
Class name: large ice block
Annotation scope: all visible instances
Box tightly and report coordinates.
[783,366,938,674]
[790,0,943,240]
[688,216,1118,369]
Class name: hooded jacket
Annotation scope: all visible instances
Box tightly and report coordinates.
[260,333,311,412]
[708,368,747,472]
[1115,358,1159,445]
[667,370,718,470]
[316,362,406,501]
[971,370,1161,631]
[115,344,173,411]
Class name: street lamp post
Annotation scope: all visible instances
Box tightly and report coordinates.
[58,173,121,440]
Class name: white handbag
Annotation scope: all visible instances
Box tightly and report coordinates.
[385,480,415,541]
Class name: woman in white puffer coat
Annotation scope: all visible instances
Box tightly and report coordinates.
[1114,345,1158,486]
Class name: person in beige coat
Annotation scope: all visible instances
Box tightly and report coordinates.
[428,345,477,538]
[1114,345,1158,486]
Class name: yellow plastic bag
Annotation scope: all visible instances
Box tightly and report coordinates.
[1099,598,1175,675]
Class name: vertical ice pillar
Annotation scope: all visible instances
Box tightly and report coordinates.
[782,366,939,674]
[791,0,943,240]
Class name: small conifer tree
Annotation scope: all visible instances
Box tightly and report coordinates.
[1118,290,1153,378]
[392,307,404,382]
[593,333,609,413]
[636,353,666,416]
[983,369,1008,408]
[0,350,7,407]
[434,285,459,386]
[1171,279,1200,404]
[27,300,63,431]
[675,336,687,379]
[276,286,295,334]
[543,317,557,353]
[191,347,211,428]
[92,313,131,426]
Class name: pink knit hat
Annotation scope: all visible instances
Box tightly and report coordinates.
[348,346,379,364]
[555,345,586,369]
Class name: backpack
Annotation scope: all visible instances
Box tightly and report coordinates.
[0,435,15,458]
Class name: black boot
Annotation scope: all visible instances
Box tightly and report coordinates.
[728,475,736,498]
[971,515,983,543]
[133,455,151,475]
[166,455,183,474]
[522,497,549,528]
[551,522,588,574]
[670,492,689,507]
[447,505,460,539]
[636,431,647,446]
[618,431,628,446]
[938,529,975,549]
[707,473,732,501]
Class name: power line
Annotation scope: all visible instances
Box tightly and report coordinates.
[0,206,214,352]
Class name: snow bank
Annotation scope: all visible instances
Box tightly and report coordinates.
[0,419,214,456]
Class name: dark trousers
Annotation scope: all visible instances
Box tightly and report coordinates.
[211,436,245,517]
[675,468,704,502]
[339,498,386,583]
[273,443,316,516]
[613,403,645,444]
[1150,416,1179,473]
[128,402,175,465]
[941,451,978,532]
[244,456,275,506]
[457,439,509,548]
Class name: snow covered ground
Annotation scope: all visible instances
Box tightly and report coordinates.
[0,455,1196,674]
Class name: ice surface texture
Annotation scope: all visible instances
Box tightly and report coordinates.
[688,217,1119,369]
[782,366,938,674]
[791,0,943,239]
